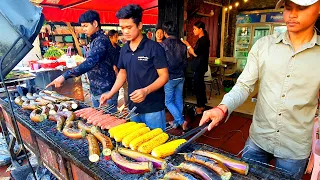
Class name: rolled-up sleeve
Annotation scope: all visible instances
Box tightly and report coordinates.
[221,41,260,120]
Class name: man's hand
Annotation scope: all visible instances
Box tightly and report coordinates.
[46,75,65,88]
[100,93,113,106]
[199,105,227,131]
[130,88,148,103]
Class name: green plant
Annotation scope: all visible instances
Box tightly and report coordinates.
[43,46,65,59]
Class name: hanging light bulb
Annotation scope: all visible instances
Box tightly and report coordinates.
[224,7,228,11]
[235,2,239,7]
[244,0,248,2]
[229,5,233,10]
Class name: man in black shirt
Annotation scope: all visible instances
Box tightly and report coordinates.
[100,4,169,130]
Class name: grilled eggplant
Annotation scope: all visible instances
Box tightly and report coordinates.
[117,147,166,170]
[184,153,231,180]
[111,150,153,174]
[78,120,93,133]
[193,150,249,175]
[57,111,75,122]
[164,170,198,180]
[176,162,219,180]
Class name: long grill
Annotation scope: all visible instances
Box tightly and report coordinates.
[1,98,294,180]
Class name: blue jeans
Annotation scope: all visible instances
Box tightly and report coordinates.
[130,110,166,131]
[91,91,119,113]
[164,78,184,126]
[242,138,308,179]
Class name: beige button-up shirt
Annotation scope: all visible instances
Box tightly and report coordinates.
[221,31,320,159]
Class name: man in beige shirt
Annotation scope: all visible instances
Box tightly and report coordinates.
[200,0,320,179]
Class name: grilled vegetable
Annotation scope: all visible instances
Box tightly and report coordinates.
[193,150,249,175]
[14,96,23,106]
[41,106,49,116]
[41,95,60,103]
[176,162,219,180]
[111,150,153,174]
[21,96,29,101]
[114,123,146,142]
[60,102,72,111]
[184,153,231,180]
[57,111,75,122]
[43,90,56,95]
[47,103,58,111]
[78,121,93,133]
[108,122,137,138]
[129,128,163,151]
[118,147,167,170]
[30,109,47,122]
[138,132,169,154]
[151,139,187,158]
[87,134,100,162]
[26,93,37,100]
[65,100,79,109]
[22,101,40,110]
[36,97,51,105]
[50,93,72,101]
[56,115,66,132]
[164,170,198,180]
[122,127,150,147]
[91,127,113,156]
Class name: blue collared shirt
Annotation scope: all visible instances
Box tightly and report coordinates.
[63,30,117,96]
[118,37,168,114]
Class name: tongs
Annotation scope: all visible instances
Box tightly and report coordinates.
[173,121,211,154]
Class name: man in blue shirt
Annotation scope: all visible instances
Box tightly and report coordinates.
[160,21,188,131]
[100,4,169,130]
[46,10,118,109]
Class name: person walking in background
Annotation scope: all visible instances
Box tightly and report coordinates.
[181,21,210,115]
[46,10,118,110]
[107,30,121,75]
[100,4,169,130]
[155,28,165,43]
[160,21,188,131]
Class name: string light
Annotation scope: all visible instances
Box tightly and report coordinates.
[244,0,248,2]
[223,0,248,11]
[235,2,239,7]
[224,7,228,11]
[229,5,233,10]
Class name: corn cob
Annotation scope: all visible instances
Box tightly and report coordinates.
[129,128,163,151]
[138,133,169,154]
[122,127,150,147]
[151,139,187,158]
[109,122,136,138]
[114,123,146,142]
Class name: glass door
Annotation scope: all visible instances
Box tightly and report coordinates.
[252,26,270,46]
[234,26,251,71]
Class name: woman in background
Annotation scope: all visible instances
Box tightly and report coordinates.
[181,21,210,115]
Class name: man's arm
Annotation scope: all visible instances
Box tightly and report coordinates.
[130,68,169,103]
[200,41,261,130]
[100,69,126,106]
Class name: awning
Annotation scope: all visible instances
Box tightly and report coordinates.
[38,0,158,25]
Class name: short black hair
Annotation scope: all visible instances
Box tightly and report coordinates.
[79,10,101,28]
[162,21,177,36]
[116,4,143,26]
[108,30,118,37]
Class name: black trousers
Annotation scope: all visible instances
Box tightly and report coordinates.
[194,71,207,107]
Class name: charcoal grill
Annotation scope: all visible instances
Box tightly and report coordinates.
[0,96,295,180]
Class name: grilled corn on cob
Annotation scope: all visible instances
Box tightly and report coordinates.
[122,127,151,147]
[151,139,187,158]
[109,122,136,138]
[129,128,163,150]
[114,123,146,142]
[138,133,169,154]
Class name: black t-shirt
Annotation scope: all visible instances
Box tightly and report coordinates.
[192,36,210,73]
[118,37,168,114]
